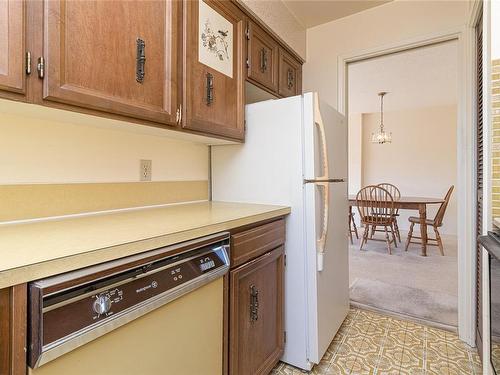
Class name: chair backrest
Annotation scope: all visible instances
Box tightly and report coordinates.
[356,185,395,224]
[378,183,401,214]
[434,185,454,227]
[377,183,401,200]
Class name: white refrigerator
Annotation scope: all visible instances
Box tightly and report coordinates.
[211,92,349,371]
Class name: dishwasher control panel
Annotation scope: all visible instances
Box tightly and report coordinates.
[28,233,230,369]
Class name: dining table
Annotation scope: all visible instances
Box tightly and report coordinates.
[348,195,445,256]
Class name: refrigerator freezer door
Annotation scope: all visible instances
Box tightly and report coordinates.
[303,93,348,181]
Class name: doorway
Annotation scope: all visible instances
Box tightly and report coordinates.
[346,41,460,329]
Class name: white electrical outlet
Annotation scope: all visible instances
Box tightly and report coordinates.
[140,159,152,181]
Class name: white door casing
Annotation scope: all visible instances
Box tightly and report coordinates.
[337,23,479,346]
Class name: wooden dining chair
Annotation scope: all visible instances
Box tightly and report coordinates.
[405,185,454,256]
[356,185,397,254]
[348,209,359,244]
[378,183,401,242]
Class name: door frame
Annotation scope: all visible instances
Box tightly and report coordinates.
[337,5,482,347]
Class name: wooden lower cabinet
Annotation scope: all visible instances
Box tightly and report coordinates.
[0,284,28,375]
[228,223,285,375]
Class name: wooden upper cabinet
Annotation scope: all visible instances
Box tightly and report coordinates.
[42,0,180,125]
[246,21,279,94]
[229,247,284,375]
[0,0,26,99]
[183,0,245,141]
[278,48,302,98]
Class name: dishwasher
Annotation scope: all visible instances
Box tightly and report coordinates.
[27,232,230,375]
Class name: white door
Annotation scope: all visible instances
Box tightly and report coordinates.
[303,92,349,364]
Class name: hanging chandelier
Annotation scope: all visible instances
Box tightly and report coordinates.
[371,92,392,144]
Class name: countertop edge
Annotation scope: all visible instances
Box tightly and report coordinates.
[479,234,500,261]
[0,207,290,289]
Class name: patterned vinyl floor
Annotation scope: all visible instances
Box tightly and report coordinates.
[271,308,482,375]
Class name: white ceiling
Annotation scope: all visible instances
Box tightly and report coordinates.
[348,40,458,115]
[282,0,391,28]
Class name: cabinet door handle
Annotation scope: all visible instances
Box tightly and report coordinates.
[37,57,45,79]
[206,72,214,106]
[260,48,268,73]
[250,284,259,322]
[136,38,146,83]
[287,68,294,89]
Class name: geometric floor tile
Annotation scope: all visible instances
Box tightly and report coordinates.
[271,308,482,374]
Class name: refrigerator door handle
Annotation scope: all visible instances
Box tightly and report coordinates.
[304,178,345,184]
[313,92,330,181]
[316,182,329,272]
[313,93,330,272]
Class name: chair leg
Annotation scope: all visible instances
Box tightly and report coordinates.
[360,225,368,250]
[394,218,401,243]
[434,227,444,256]
[390,223,398,248]
[405,222,414,251]
[384,225,392,255]
[352,216,359,239]
[370,225,376,238]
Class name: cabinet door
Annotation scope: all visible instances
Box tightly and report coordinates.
[0,0,26,98]
[278,48,302,98]
[183,0,245,141]
[229,247,284,375]
[42,0,180,125]
[246,21,279,94]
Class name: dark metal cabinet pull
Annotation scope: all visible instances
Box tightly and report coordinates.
[206,72,214,106]
[287,68,294,89]
[260,48,268,73]
[250,284,259,322]
[136,38,146,83]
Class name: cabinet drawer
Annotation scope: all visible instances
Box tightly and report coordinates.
[231,219,285,268]
[278,48,302,98]
[247,21,279,94]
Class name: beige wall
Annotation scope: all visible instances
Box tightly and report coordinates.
[0,112,208,184]
[304,0,468,109]
[240,0,306,59]
[348,113,362,195]
[0,101,209,220]
[358,106,457,235]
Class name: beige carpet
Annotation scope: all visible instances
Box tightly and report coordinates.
[349,229,458,327]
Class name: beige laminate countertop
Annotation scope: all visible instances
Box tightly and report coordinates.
[0,201,290,289]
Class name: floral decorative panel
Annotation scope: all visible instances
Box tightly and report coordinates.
[198,0,233,78]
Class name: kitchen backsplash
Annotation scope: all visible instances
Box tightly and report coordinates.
[0,101,209,221]
[0,181,208,222]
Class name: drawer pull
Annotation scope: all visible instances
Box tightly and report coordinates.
[260,48,268,73]
[136,38,146,83]
[250,284,259,322]
[206,72,214,105]
[287,68,294,89]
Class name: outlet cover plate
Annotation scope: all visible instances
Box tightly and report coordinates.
[140,159,152,181]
